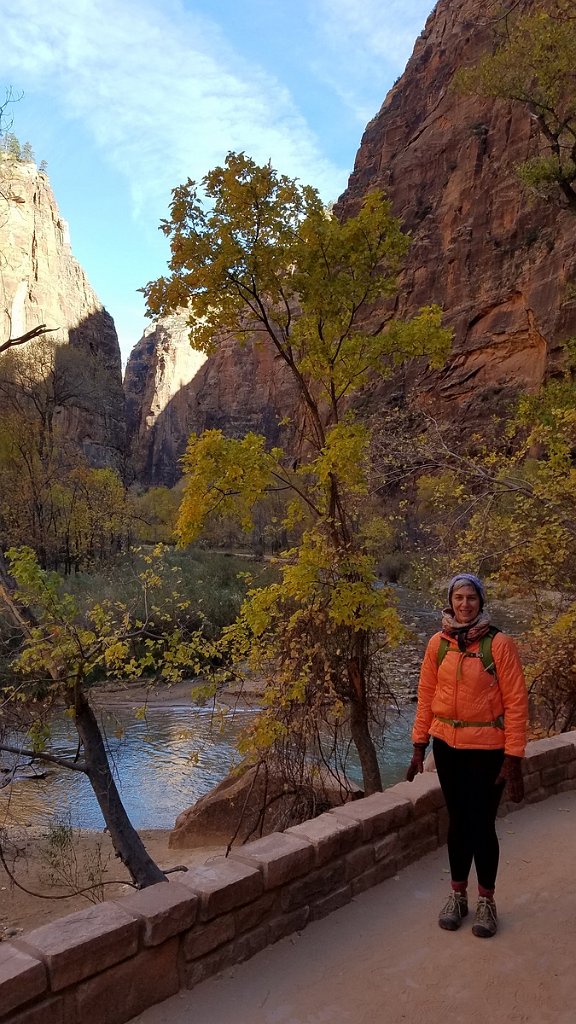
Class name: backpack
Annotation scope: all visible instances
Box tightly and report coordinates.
[437,625,501,679]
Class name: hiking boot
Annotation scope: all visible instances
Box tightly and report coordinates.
[438,891,468,931]
[472,896,498,938]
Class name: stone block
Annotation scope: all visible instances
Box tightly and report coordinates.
[557,779,576,793]
[113,880,198,946]
[182,928,268,990]
[15,903,138,992]
[542,763,570,788]
[387,774,445,815]
[373,832,401,863]
[267,907,310,945]
[310,885,352,921]
[233,925,270,963]
[234,891,278,934]
[522,770,541,795]
[372,855,399,884]
[177,857,262,921]
[343,843,375,882]
[286,812,361,865]
[280,860,346,914]
[351,857,398,897]
[0,943,47,1017]
[6,995,68,1024]
[182,946,236,990]
[399,812,438,853]
[525,735,576,770]
[330,791,412,841]
[351,865,380,896]
[75,938,179,1024]
[229,832,314,889]
[525,786,548,804]
[398,814,438,867]
[181,915,235,961]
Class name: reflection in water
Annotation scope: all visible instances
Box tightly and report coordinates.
[0,703,414,831]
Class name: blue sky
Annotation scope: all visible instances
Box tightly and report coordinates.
[3,0,434,365]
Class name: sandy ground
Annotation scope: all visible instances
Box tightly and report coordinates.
[0,826,223,941]
[131,789,576,1024]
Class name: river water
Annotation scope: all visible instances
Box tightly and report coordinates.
[1,701,416,831]
[5,584,503,832]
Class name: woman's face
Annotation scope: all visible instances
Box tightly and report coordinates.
[451,583,481,624]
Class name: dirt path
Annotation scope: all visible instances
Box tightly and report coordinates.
[132,789,576,1024]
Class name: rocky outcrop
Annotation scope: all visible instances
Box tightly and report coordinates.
[125,319,298,487]
[336,0,576,414]
[169,762,362,848]
[124,313,206,486]
[0,158,125,469]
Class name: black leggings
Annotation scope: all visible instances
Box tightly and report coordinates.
[433,738,505,891]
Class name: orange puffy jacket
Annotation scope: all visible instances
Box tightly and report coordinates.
[412,630,528,757]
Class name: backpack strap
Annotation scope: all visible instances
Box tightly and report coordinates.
[437,636,450,667]
[479,625,500,678]
[437,625,501,676]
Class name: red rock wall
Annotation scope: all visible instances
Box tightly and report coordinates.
[336,0,576,412]
[125,321,298,487]
[125,0,576,484]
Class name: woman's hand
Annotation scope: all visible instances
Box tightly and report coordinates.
[406,743,428,781]
[495,755,524,802]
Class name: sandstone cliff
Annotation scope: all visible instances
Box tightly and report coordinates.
[124,313,206,486]
[336,0,576,413]
[124,318,297,487]
[126,0,576,485]
[0,158,125,469]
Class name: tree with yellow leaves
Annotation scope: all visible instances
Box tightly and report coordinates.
[145,152,452,795]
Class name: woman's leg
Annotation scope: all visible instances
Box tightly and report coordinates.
[434,739,505,889]
[433,738,474,885]
[466,748,505,891]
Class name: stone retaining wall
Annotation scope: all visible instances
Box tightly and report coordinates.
[2,732,576,1024]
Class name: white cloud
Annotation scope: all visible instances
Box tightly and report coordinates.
[2,0,349,223]
[311,0,434,121]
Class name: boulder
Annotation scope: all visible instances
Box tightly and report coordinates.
[169,763,362,849]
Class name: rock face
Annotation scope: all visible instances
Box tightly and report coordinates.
[124,319,298,487]
[126,0,576,482]
[0,158,125,469]
[124,313,206,486]
[335,0,576,413]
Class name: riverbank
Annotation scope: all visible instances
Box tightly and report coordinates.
[0,826,224,941]
[0,677,232,941]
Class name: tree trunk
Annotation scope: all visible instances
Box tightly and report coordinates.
[348,656,382,795]
[0,553,166,889]
[73,692,167,888]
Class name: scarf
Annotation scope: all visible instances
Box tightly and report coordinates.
[441,608,491,652]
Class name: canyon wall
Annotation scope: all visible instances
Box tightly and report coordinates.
[124,319,297,487]
[0,158,125,469]
[335,0,576,414]
[126,0,576,483]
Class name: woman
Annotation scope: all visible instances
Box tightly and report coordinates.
[406,573,528,938]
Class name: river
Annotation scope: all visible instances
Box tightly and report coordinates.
[0,701,416,830]
[2,583,520,833]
